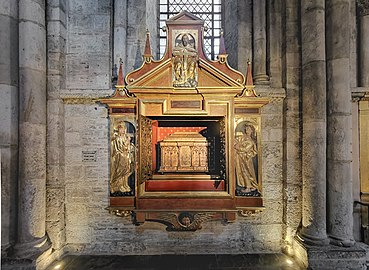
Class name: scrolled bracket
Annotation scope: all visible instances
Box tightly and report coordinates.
[238,208,264,217]
[107,207,132,218]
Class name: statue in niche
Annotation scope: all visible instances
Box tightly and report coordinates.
[234,123,260,196]
[172,33,198,87]
[110,122,135,194]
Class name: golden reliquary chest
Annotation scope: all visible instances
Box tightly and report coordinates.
[159,131,208,173]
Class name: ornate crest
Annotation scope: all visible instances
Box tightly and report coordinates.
[156,212,215,231]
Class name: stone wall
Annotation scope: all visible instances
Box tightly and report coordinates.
[62,98,286,255]
[1,0,365,268]
[59,0,288,257]
[66,0,112,91]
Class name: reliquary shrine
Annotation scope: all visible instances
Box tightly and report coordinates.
[100,11,269,230]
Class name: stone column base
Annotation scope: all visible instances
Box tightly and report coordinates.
[1,244,53,270]
[293,236,367,269]
[14,235,51,259]
[1,235,53,269]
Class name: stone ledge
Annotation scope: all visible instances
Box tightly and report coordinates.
[293,237,367,270]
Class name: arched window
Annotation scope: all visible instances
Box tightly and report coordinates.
[159,0,222,60]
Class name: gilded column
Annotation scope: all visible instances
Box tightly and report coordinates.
[253,0,269,83]
[358,0,369,86]
[15,0,50,258]
[299,0,328,245]
[326,0,355,247]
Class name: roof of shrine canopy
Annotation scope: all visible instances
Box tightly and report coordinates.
[120,11,254,91]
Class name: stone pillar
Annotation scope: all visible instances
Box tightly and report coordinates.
[299,0,328,245]
[223,0,238,68]
[358,0,369,86]
[146,0,158,58]
[282,0,302,245]
[46,0,67,253]
[0,0,18,256]
[253,0,269,83]
[126,0,158,73]
[114,0,127,69]
[349,0,357,88]
[237,0,252,74]
[15,0,50,258]
[268,0,282,87]
[326,0,355,247]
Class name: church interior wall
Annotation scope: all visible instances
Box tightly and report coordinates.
[59,0,289,254]
[1,0,368,268]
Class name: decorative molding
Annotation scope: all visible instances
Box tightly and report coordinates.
[108,208,132,217]
[155,212,215,231]
[269,96,285,104]
[357,0,369,17]
[115,87,135,98]
[107,208,263,227]
[62,96,97,105]
[257,88,286,104]
[219,118,227,180]
[352,91,369,102]
[238,208,263,217]
[139,116,153,183]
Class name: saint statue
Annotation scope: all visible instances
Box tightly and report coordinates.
[110,123,134,194]
[172,33,198,87]
[234,124,259,195]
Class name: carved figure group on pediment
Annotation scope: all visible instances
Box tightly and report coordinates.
[172,33,198,87]
[234,122,260,196]
[110,121,135,194]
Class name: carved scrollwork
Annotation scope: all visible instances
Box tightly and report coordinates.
[238,209,263,217]
[139,116,153,183]
[155,212,215,231]
[115,87,135,98]
[108,209,132,217]
[219,118,227,180]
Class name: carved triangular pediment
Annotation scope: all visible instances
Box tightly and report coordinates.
[167,10,203,23]
[126,58,244,90]
[123,10,248,96]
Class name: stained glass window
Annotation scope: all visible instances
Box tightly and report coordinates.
[159,0,222,60]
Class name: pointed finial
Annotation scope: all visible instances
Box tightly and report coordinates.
[218,29,227,55]
[245,59,253,86]
[117,58,125,86]
[239,59,257,97]
[143,29,152,57]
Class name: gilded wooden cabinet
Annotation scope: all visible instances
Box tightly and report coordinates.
[100,11,268,230]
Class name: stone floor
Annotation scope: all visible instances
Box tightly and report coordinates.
[46,254,304,270]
